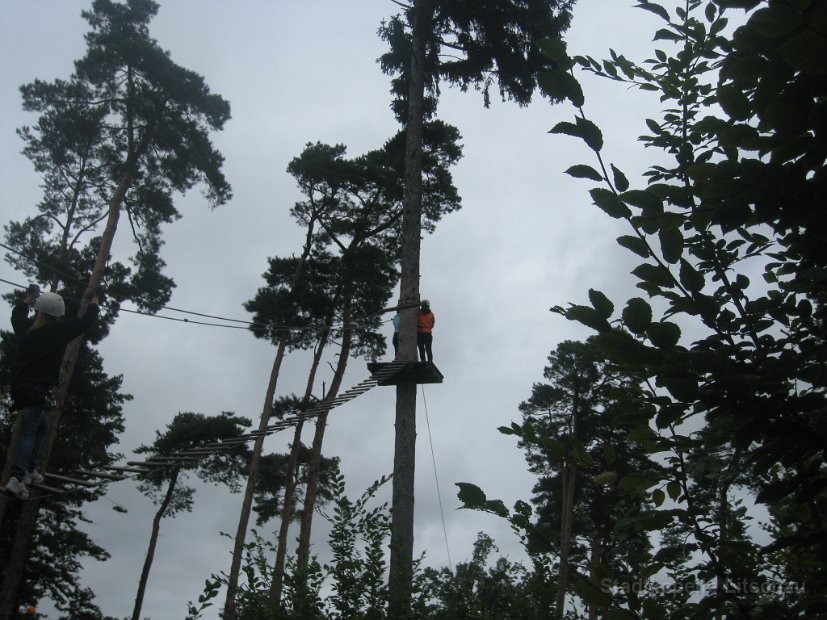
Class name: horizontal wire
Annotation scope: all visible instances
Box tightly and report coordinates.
[0,240,263,326]
[0,275,254,330]
[1,242,393,333]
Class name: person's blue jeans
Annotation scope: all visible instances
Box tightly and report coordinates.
[11,405,48,480]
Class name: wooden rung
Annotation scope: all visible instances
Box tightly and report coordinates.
[44,472,99,487]
[74,469,126,481]
[31,482,67,495]
[106,465,153,474]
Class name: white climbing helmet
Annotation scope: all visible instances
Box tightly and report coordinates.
[33,292,65,317]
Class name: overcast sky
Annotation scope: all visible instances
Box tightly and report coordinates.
[0,1,667,618]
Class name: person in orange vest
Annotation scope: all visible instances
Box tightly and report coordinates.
[417,299,435,362]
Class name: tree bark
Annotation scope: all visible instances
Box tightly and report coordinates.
[297,286,354,568]
[269,329,330,604]
[0,171,131,616]
[223,336,287,620]
[554,380,581,620]
[388,1,431,616]
[224,213,319,619]
[132,467,180,620]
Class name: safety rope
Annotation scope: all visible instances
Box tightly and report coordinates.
[420,384,453,572]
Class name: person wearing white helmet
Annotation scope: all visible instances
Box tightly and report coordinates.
[4,287,99,499]
[417,299,435,363]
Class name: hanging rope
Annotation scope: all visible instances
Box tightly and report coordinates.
[420,384,453,572]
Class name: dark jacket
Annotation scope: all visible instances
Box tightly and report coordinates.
[11,301,99,391]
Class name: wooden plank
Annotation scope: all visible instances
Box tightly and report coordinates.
[44,472,99,487]
[73,469,126,481]
[366,361,444,386]
[106,465,153,474]
[30,482,67,495]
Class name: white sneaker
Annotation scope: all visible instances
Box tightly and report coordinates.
[4,477,29,499]
[23,470,44,485]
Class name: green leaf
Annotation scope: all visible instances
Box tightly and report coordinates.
[588,288,614,319]
[497,423,521,436]
[654,28,682,42]
[456,482,487,509]
[573,579,613,608]
[617,235,651,258]
[631,263,674,288]
[536,38,570,64]
[595,330,662,368]
[603,442,617,465]
[658,374,699,401]
[537,69,585,107]
[646,321,681,348]
[591,188,631,219]
[750,5,803,37]
[652,488,666,507]
[678,259,705,292]
[618,473,660,492]
[659,227,684,264]
[778,32,827,74]
[593,471,619,486]
[564,164,603,181]
[622,297,653,335]
[566,304,612,332]
[611,164,629,191]
[717,84,752,121]
[628,427,659,442]
[655,403,686,428]
[638,1,671,21]
[612,412,650,427]
[602,59,619,79]
[576,116,604,151]
[620,190,664,215]
[667,480,682,500]
[550,117,604,152]
[705,2,717,22]
[540,436,566,458]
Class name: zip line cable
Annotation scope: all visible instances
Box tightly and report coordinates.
[421,384,454,572]
[1,241,393,333]
[0,240,263,327]
[0,275,252,331]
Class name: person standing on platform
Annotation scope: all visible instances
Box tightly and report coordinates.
[4,287,100,499]
[417,299,435,363]
[392,311,401,358]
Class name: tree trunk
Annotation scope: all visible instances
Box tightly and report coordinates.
[297,288,354,568]
[0,171,131,616]
[223,336,287,620]
[224,213,320,619]
[588,529,601,620]
[554,381,581,620]
[388,1,430,616]
[269,329,330,604]
[132,467,180,620]
[0,418,24,526]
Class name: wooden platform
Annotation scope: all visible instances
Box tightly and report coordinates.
[366,361,444,386]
